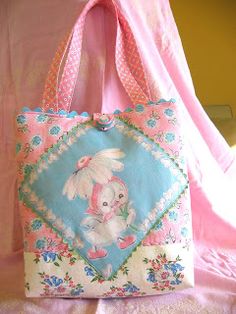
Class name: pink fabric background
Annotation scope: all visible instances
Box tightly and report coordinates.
[0,0,235,312]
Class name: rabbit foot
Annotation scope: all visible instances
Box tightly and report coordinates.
[118,235,136,249]
[87,248,107,259]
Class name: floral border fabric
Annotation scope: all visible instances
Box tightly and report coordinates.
[38,272,84,297]
[24,242,193,298]
[144,253,185,292]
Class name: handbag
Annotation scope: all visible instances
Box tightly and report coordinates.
[16,0,194,298]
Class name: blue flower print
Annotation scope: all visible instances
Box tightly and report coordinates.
[17,115,26,124]
[164,108,174,117]
[84,266,94,277]
[165,263,184,276]
[181,227,188,237]
[24,164,33,176]
[145,254,184,292]
[165,132,175,143]
[71,287,84,296]
[147,272,157,283]
[170,278,182,285]
[168,211,178,221]
[155,221,163,230]
[135,104,145,112]
[146,119,156,128]
[31,135,42,146]
[44,275,63,287]
[31,219,42,231]
[51,275,63,287]
[44,278,53,287]
[42,251,57,263]
[123,282,140,293]
[35,238,46,250]
[16,143,22,154]
[49,125,61,136]
[36,114,48,123]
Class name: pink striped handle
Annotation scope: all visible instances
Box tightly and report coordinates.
[41,0,150,112]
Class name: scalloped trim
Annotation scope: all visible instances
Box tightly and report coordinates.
[21,98,176,118]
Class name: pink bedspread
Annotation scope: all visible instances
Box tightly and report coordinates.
[1,0,236,312]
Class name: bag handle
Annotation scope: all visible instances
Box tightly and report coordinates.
[41,0,150,113]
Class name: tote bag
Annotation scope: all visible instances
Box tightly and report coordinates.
[15,0,194,298]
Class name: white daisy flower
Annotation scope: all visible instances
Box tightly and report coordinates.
[63,227,75,239]
[22,185,31,194]
[73,236,84,249]
[48,154,58,163]
[171,168,179,176]
[54,217,64,229]
[39,205,47,212]
[148,212,156,221]
[127,130,135,137]
[145,143,153,151]
[29,192,38,203]
[152,207,159,215]
[152,151,162,159]
[172,182,179,191]
[68,137,76,146]
[136,137,143,143]
[164,190,172,200]
[161,159,171,168]
[139,224,147,232]
[44,209,56,221]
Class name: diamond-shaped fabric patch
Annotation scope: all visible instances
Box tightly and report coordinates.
[20,119,187,279]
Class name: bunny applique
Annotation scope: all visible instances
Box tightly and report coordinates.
[63,149,137,260]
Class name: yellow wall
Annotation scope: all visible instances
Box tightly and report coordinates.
[170,0,236,116]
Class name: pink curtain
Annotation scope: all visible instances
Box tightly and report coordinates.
[1,0,235,311]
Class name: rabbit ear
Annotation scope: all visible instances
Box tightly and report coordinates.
[94,149,125,160]
[90,149,125,179]
[87,163,113,184]
[106,159,124,172]
[63,174,77,200]
[63,170,93,200]
[91,157,124,172]
[74,169,93,199]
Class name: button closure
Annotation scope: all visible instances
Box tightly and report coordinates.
[93,114,115,131]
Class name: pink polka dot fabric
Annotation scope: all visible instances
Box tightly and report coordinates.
[42,0,150,112]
